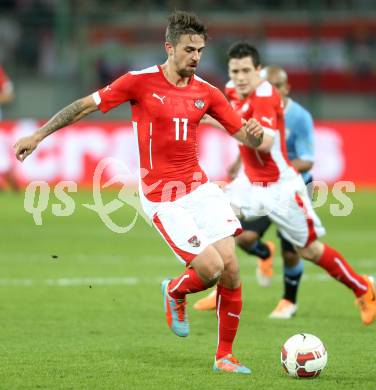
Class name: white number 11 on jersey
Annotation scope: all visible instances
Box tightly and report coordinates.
[173,118,188,141]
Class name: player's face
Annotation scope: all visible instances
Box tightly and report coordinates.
[228,57,261,98]
[169,34,205,78]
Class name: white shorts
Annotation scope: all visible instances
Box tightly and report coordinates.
[225,172,326,248]
[140,182,242,265]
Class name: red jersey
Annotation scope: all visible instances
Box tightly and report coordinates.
[94,65,242,202]
[225,80,292,184]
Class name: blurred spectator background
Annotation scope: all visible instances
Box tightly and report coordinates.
[0,0,375,119]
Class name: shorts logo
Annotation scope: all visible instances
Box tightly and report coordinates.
[188,235,201,247]
[194,99,205,109]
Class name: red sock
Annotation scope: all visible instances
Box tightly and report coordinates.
[215,284,242,360]
[317,244,368,297]
[168,267,207,300]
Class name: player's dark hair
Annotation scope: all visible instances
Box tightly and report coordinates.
[227,42,261,68]
[166,11,208,46]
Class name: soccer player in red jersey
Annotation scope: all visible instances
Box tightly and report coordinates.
[194,42,376,326]
[13,13,267,373]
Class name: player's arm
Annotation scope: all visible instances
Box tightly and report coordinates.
[204,112,265,148]
[14,71,139,162]
[201,115,273,152]
[232,119,264,148]
[14,95,98,161]
[207,87,264,148]
[252,130,274,152]
[290,111,315,173]
[233,121,274,151]
[200,114,224,129]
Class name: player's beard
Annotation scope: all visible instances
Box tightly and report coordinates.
[174,57,197,78]
[177,67,195,78]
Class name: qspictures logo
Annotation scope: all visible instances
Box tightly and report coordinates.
[23,157,356,234]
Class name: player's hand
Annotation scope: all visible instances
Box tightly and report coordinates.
[13,134,40,162]
[244,118,264,140]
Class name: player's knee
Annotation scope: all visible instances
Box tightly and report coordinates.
[202,259,224,286]
[282,250,300,268]
[192,247,224,286]
[297,240,323,263]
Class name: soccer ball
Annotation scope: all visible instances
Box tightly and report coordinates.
[281,333,328,378]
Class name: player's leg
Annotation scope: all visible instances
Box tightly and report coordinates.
[237,217,271,257]
[295,184,375,325]
[153,204,219,337]
[237,216,275,287]
[192,230,251,312]
[194,180,271,311]
[269,234,303,319]
[192,225,261,311]
[268,176,376,325]
[211,236,250,374]
[297,240,376,325]
[190,183,250,373]
[277,180,376,325]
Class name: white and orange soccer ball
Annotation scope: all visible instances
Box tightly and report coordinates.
[281,333,328,378]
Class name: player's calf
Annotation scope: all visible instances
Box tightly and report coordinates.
[162,245,225,337]
[299,241,376,325]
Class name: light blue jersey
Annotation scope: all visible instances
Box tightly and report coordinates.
[284,98,314,184]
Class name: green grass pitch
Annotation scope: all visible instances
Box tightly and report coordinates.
[0,189,375,389]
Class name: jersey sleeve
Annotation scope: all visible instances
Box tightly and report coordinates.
[92,72,140,113]
[206,86,242,135]
[294,110,315,161]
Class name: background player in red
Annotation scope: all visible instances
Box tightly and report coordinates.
[194,42,376,326]
[13,12,267,374]
[195,65,315,319]
[0,65,18,191]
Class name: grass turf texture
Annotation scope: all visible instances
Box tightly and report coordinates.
[0,189,375,389]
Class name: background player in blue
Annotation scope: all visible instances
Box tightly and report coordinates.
[194,65,315,318]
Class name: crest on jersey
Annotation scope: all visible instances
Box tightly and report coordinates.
[188,235,201,247]
[194,99,205,109]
